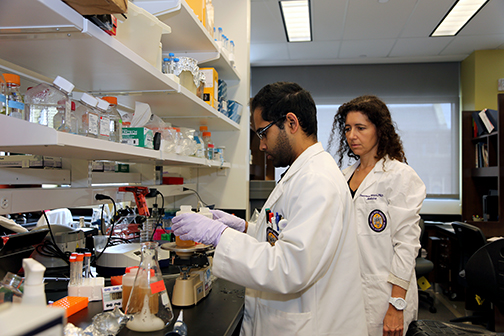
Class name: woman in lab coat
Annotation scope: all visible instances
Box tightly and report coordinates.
[327,95,426,336]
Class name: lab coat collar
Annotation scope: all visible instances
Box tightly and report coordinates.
[279,142,325,184]
[347,156,390,195]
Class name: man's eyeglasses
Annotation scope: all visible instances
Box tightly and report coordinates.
[255,115,286,140]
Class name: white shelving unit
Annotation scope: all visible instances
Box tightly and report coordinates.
[0,0,250,215]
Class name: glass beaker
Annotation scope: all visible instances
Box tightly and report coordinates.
[124,242,173,332]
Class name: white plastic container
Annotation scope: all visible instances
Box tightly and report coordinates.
[122,266,139,309]
[175,205,195,248]
[115,2,171,68]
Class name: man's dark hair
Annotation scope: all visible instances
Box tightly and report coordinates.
[251,82,317,137]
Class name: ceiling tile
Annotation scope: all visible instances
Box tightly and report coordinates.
[339,39,396,59]
[250,43,290,64]
[390,37,453,57]
[400,0,455,38]
[287,41,341,59]
[441,35,504,55]
[311,0,347,41]
[251,2,286,43]
[343,0,417,40]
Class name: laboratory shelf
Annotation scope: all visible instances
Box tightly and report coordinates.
[0,0,239,131]
[135,0,240,81]
[0,168,71,185]
[0,115,231,168]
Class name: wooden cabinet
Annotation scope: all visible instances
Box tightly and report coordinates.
[461,94,504,237]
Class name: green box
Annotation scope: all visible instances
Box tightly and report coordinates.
[121,127,154,149]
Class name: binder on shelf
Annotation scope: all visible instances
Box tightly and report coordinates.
[485,108,498,132]
[479,109,495,133]
[472,111,486,136]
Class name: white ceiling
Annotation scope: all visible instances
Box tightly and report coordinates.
[250,0,504,67]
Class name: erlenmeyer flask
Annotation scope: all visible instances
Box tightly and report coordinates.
[125,242,173,332]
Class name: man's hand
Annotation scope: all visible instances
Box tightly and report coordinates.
[210,209,246,232]
[172,213,227,246]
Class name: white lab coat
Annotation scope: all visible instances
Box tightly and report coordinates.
[343,157,426,336]
[213,142,367,336]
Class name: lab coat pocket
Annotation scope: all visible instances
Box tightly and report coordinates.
[254,300,312,335]
[362,274,391,325]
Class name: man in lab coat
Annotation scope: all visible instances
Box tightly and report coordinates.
[172,82,367,335]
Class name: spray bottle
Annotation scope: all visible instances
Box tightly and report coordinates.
[21,258,46,306]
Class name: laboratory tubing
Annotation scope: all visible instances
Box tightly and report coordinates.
[96,99,111,140]
[69,255,78,286]
[75,93,99,138]
[84,252,92,278]
[3,74,24,119]
[76,253,84,285]
[102,96,123,143]
[162,58,170,74]
[125,242,173,332]
[24,76,75,130]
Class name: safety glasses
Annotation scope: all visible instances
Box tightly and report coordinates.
[255,115,286,140]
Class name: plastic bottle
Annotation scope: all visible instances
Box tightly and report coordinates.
[202,131,214,160]
[175,205,195,248]
[102,96,123,143]
[21,258,46,306]
[162,57,170,74]
[53,100,76,132]
[0,73,6,115]
[24,76,75,130]
[95,99,111,141]
[198,207,213,219]
[3,74,24,119]
[194,126,206,158]
[75,93,99,138]
[173,58,180,76]
[122,266,139,309]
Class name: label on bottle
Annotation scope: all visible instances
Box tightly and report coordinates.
[7,100,24,110]
[89,113,99,135]
[100,116,111,137]
[150,279,166,294]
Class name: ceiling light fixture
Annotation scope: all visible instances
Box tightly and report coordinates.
[279,0,312,42]
[431,0,489,37]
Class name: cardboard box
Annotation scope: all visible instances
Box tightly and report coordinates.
[200,68,219,108]
[122,127,154,149]
[0,155,61,168]
[186,0,206,26]
[63,0,127,15]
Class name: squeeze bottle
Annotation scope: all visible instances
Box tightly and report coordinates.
[21,258,46,306]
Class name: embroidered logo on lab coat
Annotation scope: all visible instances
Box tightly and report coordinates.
[368,209,387,232]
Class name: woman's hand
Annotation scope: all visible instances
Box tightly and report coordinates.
[383,305,404,336]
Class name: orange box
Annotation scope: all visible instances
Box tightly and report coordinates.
[51,296,89,317]
[200,68,218,108]
[186,0,206,26]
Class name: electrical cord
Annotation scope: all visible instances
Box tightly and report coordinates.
[182,187,213,208]
[42,211,70,265]
[150,190,166,241]
[93,194,118,263]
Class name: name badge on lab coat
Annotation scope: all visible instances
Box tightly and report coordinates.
[266,227,279,246]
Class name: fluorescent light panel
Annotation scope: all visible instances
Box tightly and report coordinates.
[280,0,312,42]
[431,0,489,37]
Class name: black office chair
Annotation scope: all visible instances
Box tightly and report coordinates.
[416,219,437,313]
[465,238,504,331]
[450,222,490,328]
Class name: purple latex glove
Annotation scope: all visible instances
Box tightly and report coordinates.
[210,209,246,232]
[172,213,227,246]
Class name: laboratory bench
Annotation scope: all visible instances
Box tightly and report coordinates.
[45,276,244,336]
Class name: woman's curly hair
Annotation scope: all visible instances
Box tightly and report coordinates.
[327,95,406,168]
